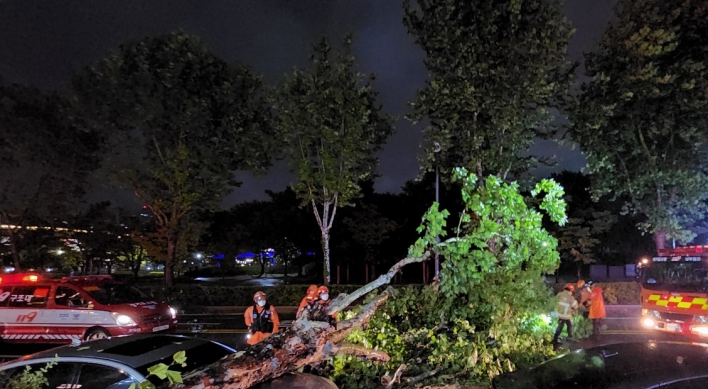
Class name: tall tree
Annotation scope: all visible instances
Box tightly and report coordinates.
[0,83,101,270]
[403,0,575,179]
[72,32,273,285]
[273,36,393,284]
[570,0,708,250]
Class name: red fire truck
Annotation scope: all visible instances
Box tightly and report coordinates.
[638,245,708,337]
[0,273,177,344]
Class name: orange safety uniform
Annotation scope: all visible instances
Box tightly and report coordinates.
[588,286,606,319]
[297,285,319,318]
[317,286,338,326]
[244,291,280,345]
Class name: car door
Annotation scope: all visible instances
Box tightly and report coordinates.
[52,285,93,342]
[75,363,140,389]
[2,285,51,342]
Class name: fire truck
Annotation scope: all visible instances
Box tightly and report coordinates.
[0,273,177,344]
[638,245,708,337]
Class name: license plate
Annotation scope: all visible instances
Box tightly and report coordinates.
[667,323,681,332]
[153,325,169,332]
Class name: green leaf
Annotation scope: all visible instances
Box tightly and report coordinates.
[173,350,187,365]
[165,370,183,384]
[147,363,169,379]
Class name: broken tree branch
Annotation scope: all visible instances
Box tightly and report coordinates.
[327,250,432,315]
[171,253,430,389]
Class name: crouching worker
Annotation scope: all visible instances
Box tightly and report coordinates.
[317,286,338,328]
[553,283,578,344]
[244,291,280,345]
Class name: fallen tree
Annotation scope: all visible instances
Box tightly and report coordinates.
[172,252,432,389]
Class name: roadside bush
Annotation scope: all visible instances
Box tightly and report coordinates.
[551,282,640,305]
[137,284,363,309]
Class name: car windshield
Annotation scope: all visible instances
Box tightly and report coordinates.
[135,342,234,386]
[82,283,152,305]
[642,262,708,292]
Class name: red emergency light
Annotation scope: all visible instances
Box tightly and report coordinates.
[0,273,41,284]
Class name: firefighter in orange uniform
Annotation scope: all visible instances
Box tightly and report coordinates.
[317,285,337,327]
[584,281,606,337]
[297,285,319,318]
[244,291,280,345]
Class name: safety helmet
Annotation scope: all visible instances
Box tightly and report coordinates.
[318,285,329,295]
[253,291,266,301]
[585,281,594,288]
[577,280,585,288]
[306,285,318,297]
[564,283,575,292]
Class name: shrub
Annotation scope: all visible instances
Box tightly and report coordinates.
[137,284,363,309]
[551,282,640,305]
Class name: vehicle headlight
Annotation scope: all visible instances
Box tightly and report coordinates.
[645,310,661,319]
[112,313,136,326]
[695,315,708,324]
[169,307,177,319]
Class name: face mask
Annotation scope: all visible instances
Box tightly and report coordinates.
[257,300,265,307]
[320,294,329,301]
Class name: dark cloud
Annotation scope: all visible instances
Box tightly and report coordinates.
[0,0,616,207]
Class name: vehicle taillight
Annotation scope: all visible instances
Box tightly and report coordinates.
[22,275,38,282]
[0,277,3,284]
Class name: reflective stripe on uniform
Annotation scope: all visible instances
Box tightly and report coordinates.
[646,294,708,310]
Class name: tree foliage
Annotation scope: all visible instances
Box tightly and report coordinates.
[72,32,274,285]
[332,168,568,387]
[404,0,575,179]
[569,0,708,249]
[0,82,101,269]
[273,36,393,284]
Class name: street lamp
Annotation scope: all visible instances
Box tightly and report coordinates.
[56,249,64,256]
[433,141,441,279]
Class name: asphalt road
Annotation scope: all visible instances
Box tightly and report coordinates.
[0,305,688,362]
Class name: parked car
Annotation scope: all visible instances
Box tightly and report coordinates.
[492,341,708,388]
[0,334,235,388]
[0,273,177,344]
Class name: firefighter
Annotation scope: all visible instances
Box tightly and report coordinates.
[585,281,606,337]
[297,285,319,319]
[244,291,280,345]
[316,285,337,327]
[553,283,578,344]
[577,280,592,318]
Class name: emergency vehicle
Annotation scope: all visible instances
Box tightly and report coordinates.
[638,245,708,338]
[0,273,177,344]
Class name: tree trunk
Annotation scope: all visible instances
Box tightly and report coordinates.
[284,255,289,278]
[365,263,369,283]
[346,264,350,283]
[654,230,666,251]
[322,229,331,285]
[132,263,140,281]
[258,256,266,277]
[6,227,21,270]
[165,234,176,287]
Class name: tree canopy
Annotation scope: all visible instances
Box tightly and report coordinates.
[570,0,708,249]
[273,36,394,284]
[404,0,575,179]
[72,32,274,285]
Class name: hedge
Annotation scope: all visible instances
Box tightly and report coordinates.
[138,281,640,310]
[551,281,640,305]
[137,284,364,310]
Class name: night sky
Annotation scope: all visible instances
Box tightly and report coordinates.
[0,0,616,208]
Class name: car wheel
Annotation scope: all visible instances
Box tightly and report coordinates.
[84,327,110,341]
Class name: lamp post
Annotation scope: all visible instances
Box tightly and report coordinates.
[433,141,441,279]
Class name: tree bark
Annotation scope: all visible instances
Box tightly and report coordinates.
[322,229,331,285]
[165,234,176,287]
[172,252,432,389]
[654,230,666,251]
